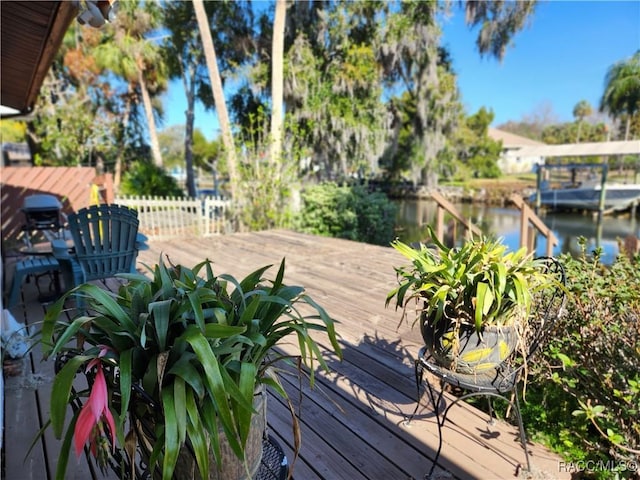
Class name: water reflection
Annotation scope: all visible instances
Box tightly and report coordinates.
[394,199,639,264]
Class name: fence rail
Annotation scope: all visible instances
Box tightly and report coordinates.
[115,195,232,240]
[429,191,557,256]
[430,190,482,245]
[510,194,559,256]
[1,167,112,243]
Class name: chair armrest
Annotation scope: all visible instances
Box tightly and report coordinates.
[135,232,149,251]
[51,239,72,259]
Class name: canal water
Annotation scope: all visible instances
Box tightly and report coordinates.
[394,199,640,265]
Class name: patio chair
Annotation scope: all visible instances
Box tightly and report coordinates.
[407,257,566,478]
[6,256,61,308]
[53,204,140,295]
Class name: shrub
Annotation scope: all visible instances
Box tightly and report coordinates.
[121,161,184,197]
[297,182,397,246]
[524,239,640,478]
[237,159,292,231]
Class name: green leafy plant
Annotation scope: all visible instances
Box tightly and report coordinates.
[121,161,184,197]
[386,228,556,373]
[297,182,397,246]
[527,239,640,476]
[41,257,342,480]
[386,228,547,332]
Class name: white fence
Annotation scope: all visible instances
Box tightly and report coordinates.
[115,195,232,240]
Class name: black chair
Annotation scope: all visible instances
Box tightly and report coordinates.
[407,257,566,479]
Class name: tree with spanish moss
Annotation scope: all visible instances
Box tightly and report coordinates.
[379,2,459,187]
[280,1,388,180]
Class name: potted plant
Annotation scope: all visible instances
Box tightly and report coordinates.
[41,256,342,480]
[386,229,550,374]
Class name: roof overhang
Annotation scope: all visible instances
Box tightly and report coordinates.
[1,1,78,118]
[514,140,640,158]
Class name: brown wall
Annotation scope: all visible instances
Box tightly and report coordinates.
[1,167,113,244]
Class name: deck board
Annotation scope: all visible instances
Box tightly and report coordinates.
[3,230,568,479]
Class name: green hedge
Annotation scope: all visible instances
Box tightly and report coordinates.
[296,182,397,246]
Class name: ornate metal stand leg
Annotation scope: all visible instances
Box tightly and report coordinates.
[513,390,531,473]
[405,358,425,424]
[404,350,446,480]
[486,398,495,426]
[423,374,446,480]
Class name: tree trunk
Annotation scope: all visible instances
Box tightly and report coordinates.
[184,66,197,198]
[576,121,582,143]
[625,116,630,141]
[137,59,163,167]
[193,0,238,200]
[114,90,133,193]
[270,0,286,167]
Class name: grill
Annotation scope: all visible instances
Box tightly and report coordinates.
[21,194,63,248]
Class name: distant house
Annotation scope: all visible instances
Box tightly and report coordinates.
[488,128,546,174]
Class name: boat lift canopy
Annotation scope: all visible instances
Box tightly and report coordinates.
[516,140,640,158]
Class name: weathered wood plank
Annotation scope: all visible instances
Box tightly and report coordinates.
[267,391,366,480]
[3,358,49,479]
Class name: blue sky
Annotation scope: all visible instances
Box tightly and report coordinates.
[161,0,640,139]
[441,0,640,126]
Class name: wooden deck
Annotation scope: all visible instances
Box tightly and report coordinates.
[3,230,569,480]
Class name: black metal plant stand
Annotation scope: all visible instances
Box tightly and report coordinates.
[405,257,566,480]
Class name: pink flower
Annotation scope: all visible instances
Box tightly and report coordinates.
[73,360,117,460]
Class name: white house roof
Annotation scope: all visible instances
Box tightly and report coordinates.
[514,140,640,158]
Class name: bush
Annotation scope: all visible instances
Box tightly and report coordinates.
[237,159,292,231]
[523,239,640,478]
[296,182,397,246]
[121,161,184,197]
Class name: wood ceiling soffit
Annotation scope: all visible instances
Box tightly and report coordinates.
[1,2,78,113]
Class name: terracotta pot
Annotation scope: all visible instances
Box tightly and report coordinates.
[421,313,518,374]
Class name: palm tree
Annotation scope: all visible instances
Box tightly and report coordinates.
[600,51,640,141]
[94,1,167,188]
[573,100,593,143]
[464,1,537,61]
[193,0,238,200]
[162,1,251,199]
[270,0,286,167]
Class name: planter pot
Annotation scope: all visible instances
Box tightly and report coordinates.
[421,313,519,374]
[140,386,267,480]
